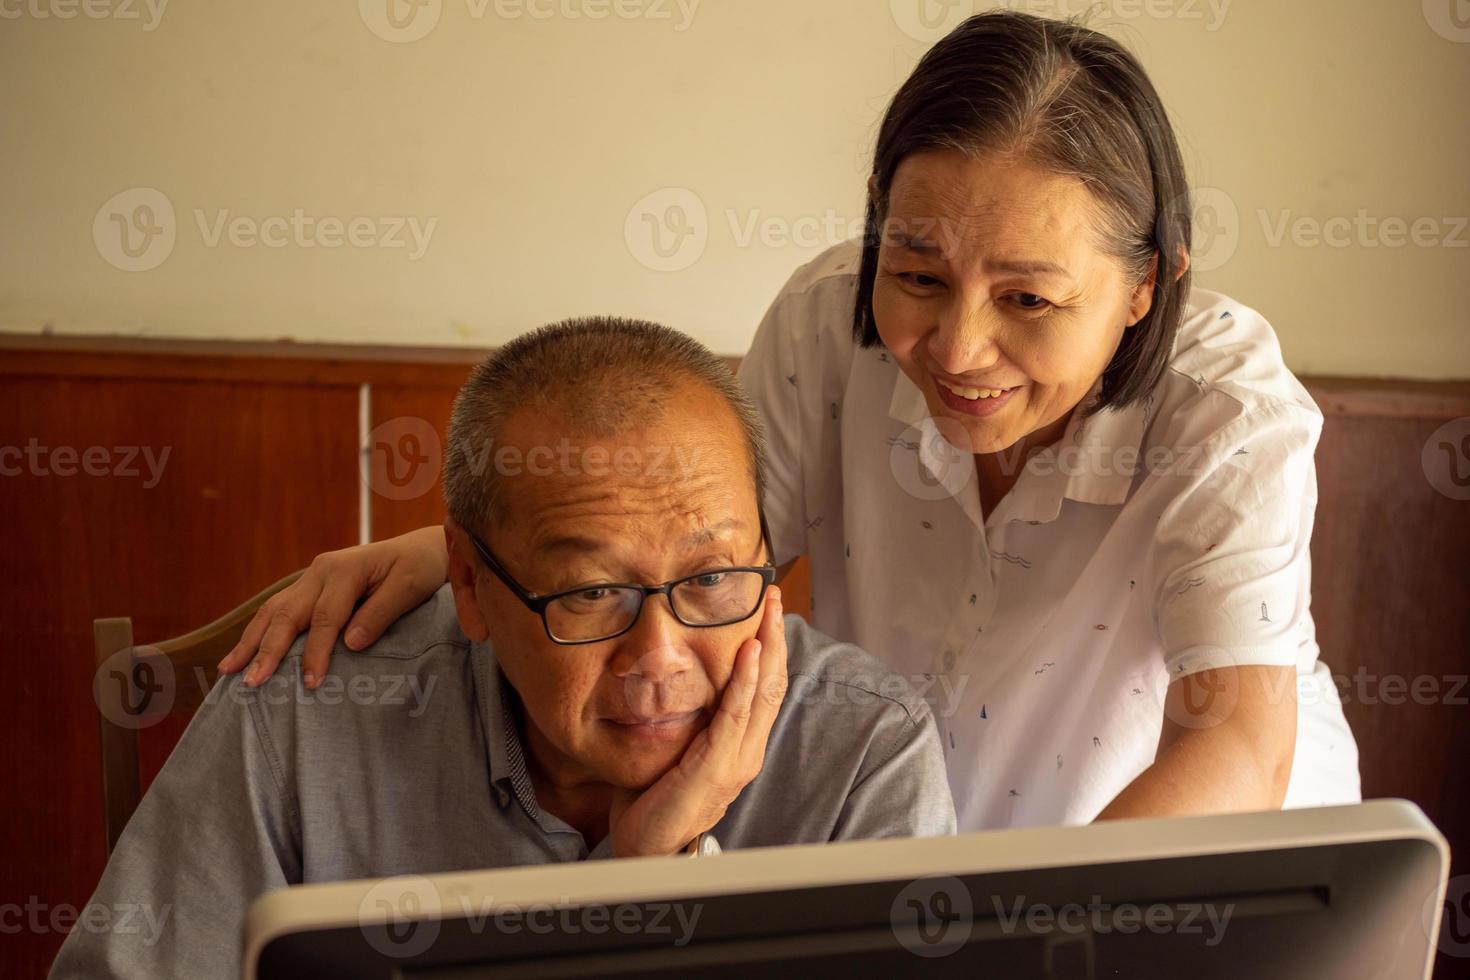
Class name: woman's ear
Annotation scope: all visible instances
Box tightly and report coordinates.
[444,518,490,643]
[1126,252,1160,327]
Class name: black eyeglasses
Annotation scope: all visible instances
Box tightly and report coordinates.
[467,515,776,645]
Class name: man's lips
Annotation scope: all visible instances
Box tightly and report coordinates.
[603,708,704,737]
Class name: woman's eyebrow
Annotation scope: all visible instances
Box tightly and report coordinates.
[887,232,944,255]
[985,258,1074,279]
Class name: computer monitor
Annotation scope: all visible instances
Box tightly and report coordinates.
[243,799,1449,979]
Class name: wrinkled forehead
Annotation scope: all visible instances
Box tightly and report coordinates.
[491,394,760,558]
[884,151,1101,264]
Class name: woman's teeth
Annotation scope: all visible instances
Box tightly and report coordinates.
[938,379,1015,401]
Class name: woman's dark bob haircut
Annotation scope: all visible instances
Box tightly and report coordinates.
[854,11,1193,416]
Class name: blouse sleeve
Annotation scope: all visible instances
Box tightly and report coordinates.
[1147,401,1324,680]
[739,291,810,567]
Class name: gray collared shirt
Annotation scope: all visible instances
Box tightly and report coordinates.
[51,586,954,978]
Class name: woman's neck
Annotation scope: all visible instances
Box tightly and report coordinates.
[974,408,1075,516]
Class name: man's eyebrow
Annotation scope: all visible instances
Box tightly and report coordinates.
[534,534,608,557]
[680,518,745,550]
[532,518,747,558]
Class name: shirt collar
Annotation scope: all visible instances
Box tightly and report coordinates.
[886,366,1146,523]
[469,640,540,815]
[468,642,623,858]
[1037,375,1147,508]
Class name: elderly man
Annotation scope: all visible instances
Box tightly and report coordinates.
[51,317,954,979]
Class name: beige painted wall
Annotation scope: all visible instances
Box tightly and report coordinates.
[1,0,1466,376]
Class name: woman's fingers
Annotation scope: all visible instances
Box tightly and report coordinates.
[341,568,425,651]
[218,527,452,686]
[298,573,367,688]
[217,601,276,675]
[246,591,322,685]
[220,575,322,681]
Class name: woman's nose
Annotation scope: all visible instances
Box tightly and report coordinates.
[928,300,1003,376]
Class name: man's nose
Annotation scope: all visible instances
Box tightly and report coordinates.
[610,594,698,684]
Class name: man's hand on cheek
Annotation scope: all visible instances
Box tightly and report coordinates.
[609,587,787,858]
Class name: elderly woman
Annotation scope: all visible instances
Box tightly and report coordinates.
[220,11,1359,830]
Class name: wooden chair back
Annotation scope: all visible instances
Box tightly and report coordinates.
[91,570,303,854]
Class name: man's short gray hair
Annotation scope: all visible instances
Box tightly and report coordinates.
[443,316,768,537]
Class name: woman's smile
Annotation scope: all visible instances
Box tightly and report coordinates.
[933,376,1026,417]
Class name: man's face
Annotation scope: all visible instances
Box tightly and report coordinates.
[448,383,768,791]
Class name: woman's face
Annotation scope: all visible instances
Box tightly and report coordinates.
[872,149,1155,456]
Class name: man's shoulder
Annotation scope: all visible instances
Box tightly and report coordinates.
[780,613,934,728]
[280,583,469,671]
[228,584,471,723]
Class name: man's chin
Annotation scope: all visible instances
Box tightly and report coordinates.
[596,737,695,790]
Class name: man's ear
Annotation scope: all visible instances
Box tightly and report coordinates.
[445,518,490,643]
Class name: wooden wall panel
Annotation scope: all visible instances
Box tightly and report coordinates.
[1310,413,1470,867]
[0,371,360,979]
[367,384,461,542]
